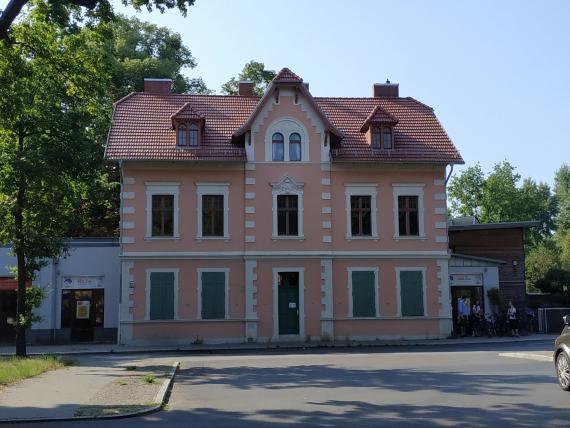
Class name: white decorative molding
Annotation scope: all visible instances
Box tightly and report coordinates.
[322,207,332,214]
[197,268,230,320]
[434,207,447,215]
[437,259,451,318]
[123,177,135,185]
[121,236,135,244]
[321,259,334,338]
[122,191,135,200]
[321,163,331,171]
[322,221,332,229]
[435,222,447,229]
[347,267,380,318]
[245,236,256,243]
[245,260,258,340]
[321,192,331,200]
[321,178,331,186]
[245,163,256,171]
[264,116,310,162]
[245,220,255,229]
[395,267,427,318]
[122,206,135,215]
[245,192,256,200]
[245,206,256,214]
[345,184,378,239]
[433,179,445,186]
[122,221,135,230]
[145,183,180,239]
[119,261,134,344]
[271,175,304,239]
[434,193,447,201]
[322,236,332,243]
[436,235,448,243]
[196,182,230,240]
[392,183,425,239]
[245,177,256,185]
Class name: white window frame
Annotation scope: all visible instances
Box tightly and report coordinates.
[145,268,179,320]
[395,267,427,317]
[272,267,305,340]
[264,117,309,162]
[145,182,180,239]
[345,184,378,240]
[271,175,304,240]
[347,267,380,318]
[392,183,425,240]
[196,182,230,240]
[197,268,230,320]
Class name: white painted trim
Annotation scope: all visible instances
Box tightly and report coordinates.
[322,207,332,214]
[196,182,230,239]
[145,183,180,239]
[322,236,332,243]
[395,267,427,317]
[122,206,135,214]
[122,191,135,200]
[245,236,255,243]
[436,235,448,243]
[245,220,255,229]
[245,192,255,200]
[321,192,331,200]
[392,184,425,239]
[265,116,310,162]
[435,221,447,229]
[145,268,179,321]
[123,177,135,185]
[434,207,447,215]
[122,221,135,229]
[321,178,331,186]
[245,206,255,214]
[272,267,305,340]
[245,177,256,185]
[433,179,445,186]
[245,163,256,171]
[345,184,378,239]
[197,268,230,320]
[145,181,181,186]
[121,236,135,244]
[122,250,451,259]
[245,260,258,340]
[347,267,380,318]
[434,193,447,200]
[437,259,451,319]
[271,175,304,239]
[322,221,332,229]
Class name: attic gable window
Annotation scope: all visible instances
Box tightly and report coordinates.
[372,127,381,149]
[371,125,394,150]
[177,121,201,148]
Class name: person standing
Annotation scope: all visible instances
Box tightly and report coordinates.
[507,300,519,337]
[472,301,482,336]
[458,296,469,337]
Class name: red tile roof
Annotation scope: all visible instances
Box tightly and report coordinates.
[106,89,463,164]
[360,105,398,132]
[274,67,303,82]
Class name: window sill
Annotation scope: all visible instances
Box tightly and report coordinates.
[345,236,379,241]
[272,235,305,241]
[393,235,426,241]
[196,236,231,242]
[347,316,381,320]
[144,236,180,241]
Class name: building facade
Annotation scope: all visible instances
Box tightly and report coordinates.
[106,68,464,345]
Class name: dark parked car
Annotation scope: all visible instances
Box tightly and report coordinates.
[554,315,570,391]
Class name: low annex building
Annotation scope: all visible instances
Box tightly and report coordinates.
[105,68,464,345]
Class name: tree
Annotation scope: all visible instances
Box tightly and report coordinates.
[221,60,276,96]
[525,240,560,291]
[0,0,195,40]
[555,164,570,232]
[448,161,557,241]
[535,268,570,295]
[0,7,110,356]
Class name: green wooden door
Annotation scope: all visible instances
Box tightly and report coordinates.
[278,272,300,335]
[149,272,175,320]
[400,270,424,316]
[201,272,226,319]
[352,271,376,317]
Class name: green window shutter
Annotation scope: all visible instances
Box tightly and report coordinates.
[201,272,226,319]
[400,270,424,317]
[352,271,376,317]
[149,272,175,320]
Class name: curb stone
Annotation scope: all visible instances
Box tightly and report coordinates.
[0,361,180,425]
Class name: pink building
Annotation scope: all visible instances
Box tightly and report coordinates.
[105,68,464,345]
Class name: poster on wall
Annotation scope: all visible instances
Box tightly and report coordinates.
[62,276,104,290]
[76,301,90,319]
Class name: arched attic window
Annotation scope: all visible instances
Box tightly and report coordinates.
[177,124,187,146]
[272,132,284,161]
[289,132,301,161]
[371,127,381,149]
[382,126,393,149]
[189,122,199,147]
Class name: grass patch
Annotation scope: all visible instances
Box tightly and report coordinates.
[0,355,70,386]
[125,365,137,371]
[143,374,156,384]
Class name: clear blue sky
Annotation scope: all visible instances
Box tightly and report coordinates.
[17,0,570,185]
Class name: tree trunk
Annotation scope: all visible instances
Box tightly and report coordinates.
[14,130,26,357]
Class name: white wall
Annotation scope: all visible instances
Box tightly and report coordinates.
[449,266,500,316]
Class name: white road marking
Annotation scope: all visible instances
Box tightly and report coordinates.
[499,352,552,362]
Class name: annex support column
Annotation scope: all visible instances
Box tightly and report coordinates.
[321,259,334,340]
[245,260,258,341]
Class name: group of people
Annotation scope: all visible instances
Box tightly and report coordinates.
[457,297,519,337]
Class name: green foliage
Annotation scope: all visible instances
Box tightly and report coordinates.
[19,286,46,327]
[221,60,276,96]
[525,240,561,292]
[555,164,570,232]
[143,374,156,384]
[448,161,557,241]
[0,355,68,385]
[535,268,570,294]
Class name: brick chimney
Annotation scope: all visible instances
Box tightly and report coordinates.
[373,80,399,97]
[144,78,172,94]
[238,80,255,96]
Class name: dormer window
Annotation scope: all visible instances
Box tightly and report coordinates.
[372,127,381,149]
[382,126,393,149]
[177,121,201,148]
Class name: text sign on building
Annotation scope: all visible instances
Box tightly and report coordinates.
[62,276,104,290]
[449,274,483,286]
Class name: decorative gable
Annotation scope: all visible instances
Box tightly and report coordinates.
[360,105,398,132]
[171,103,204,128]
[271,174,304,193]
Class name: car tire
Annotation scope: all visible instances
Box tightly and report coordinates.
[556,352,570,391]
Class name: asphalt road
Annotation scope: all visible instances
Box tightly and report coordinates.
[9,341,570,427]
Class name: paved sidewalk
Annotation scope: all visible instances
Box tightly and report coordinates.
[0,354,175,422]
[0,334,558,357]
